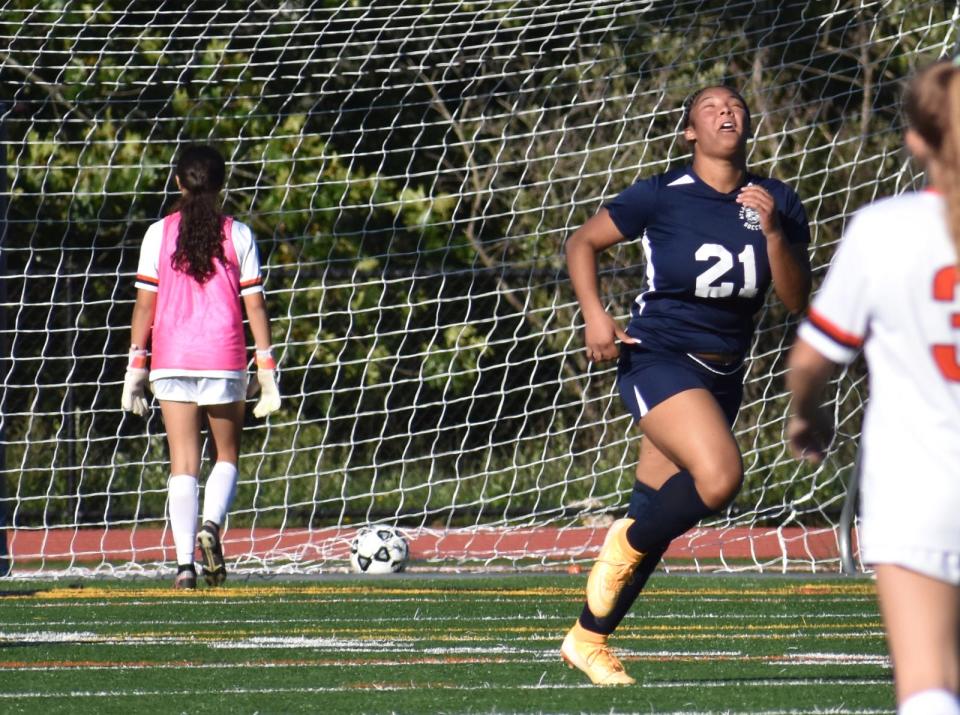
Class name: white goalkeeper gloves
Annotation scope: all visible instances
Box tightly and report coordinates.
[122,346,280,418]
[121,347,150,416]
[247,348,281,418]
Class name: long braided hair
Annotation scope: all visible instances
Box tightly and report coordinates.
[172,145,227,283]
[904,60,960,264]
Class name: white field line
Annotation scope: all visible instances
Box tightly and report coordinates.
[0,651,891,673]
[0,678,893,700]
[485,711,891,715]
[0,632,416,650]
[769,652,889,666]
[639,678,891,689]
[0,658,516,673]
[657,711,889,715]
[0,631,100,643]
[693,598,875,605]
[4,596,877,610]
[207,638,539,652]
[0,628,886,648]
[210,632,886,648]
[0,612,880,628]
[531,632,886,642]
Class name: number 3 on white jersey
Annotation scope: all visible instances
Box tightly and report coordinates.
[932,265,960,381]
[694,243,757,299]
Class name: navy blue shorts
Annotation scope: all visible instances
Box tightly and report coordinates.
[617,345,745,426]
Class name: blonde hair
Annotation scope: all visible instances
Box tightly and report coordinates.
[904,60,960,263]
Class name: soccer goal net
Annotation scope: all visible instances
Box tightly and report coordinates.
[0,1,950,577]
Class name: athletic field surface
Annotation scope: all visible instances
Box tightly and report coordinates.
[0,574,891,714]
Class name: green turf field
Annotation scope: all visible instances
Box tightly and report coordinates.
[0,574,891,714]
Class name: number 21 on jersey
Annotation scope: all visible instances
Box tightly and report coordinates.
[694,243,758,299]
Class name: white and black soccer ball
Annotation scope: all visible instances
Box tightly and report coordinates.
[349,525,409,574]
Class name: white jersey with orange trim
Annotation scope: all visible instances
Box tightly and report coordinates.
[798,190,960,556]
[135,213,263,380]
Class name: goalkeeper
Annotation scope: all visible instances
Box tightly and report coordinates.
[562,86,811,684]
[121,144,280,590]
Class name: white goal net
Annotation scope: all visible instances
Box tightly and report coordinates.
[0,0,950,576]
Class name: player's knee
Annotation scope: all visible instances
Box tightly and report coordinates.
[691,461,743,511]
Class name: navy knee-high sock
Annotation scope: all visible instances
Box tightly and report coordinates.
[578,544,668,634]
[624,469,715,553]
[579,481,668,635]
[579,474,721,635]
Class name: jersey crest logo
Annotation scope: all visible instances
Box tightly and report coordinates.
[739,205,762,231]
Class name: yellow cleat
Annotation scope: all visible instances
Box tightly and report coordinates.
[560,622,635,686]
[586,517,644,618]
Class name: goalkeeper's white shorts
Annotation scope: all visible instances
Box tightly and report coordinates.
[151,376,246,406]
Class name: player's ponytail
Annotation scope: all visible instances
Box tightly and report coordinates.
[904,61,960,265]
[172,145,227,283]
[946,69,960,265]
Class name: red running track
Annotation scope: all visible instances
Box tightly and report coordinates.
[3,525,855,565]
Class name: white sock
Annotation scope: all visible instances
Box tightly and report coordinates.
[167,474,198,566]
[900,689,960,715]
[202,461,238,527]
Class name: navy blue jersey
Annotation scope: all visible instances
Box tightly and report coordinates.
[605,167,809,357]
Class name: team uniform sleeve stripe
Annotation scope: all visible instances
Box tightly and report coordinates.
[797,322,858,365]
[806,308,864,349]
[239,275,264,296]
[134,276,159,293]
[136,274,159,286]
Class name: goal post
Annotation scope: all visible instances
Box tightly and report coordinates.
[0,99,8,577]
[0,0,949,576]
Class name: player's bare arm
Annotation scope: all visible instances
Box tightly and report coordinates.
[242,290,273,352]
[736,183,811,313]
[242,290,281,418]
[785,337,836,463]
[565,208,636,363]
[129,288,157,349]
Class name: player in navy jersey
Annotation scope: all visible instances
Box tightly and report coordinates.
[560,86,811,685]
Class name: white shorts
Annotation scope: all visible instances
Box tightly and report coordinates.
[150,377,247,406]
[863,544,960,585]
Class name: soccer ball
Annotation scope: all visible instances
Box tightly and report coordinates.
[349,525,409,574]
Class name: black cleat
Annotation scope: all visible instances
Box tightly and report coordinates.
[197,521,227,587]
[173,564,197,590]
